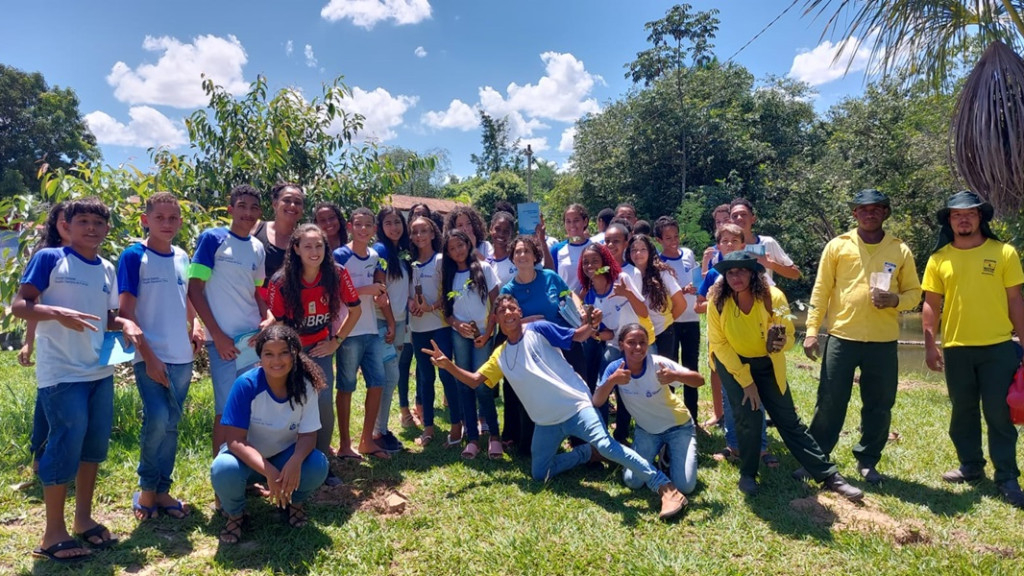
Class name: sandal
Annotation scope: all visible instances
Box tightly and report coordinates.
[400,411,417,428]
[219,515,246,544]
[761,452,780,468]
[158,499,191,519]
[488,438,504,460]
[132,492,159,521]
[74,524,118,550]
[445,433,464,448]
[32,539,90,562]
[281,504,308,528]
[461,442,480,460]
[713,447,739,463]
[416,432,434,447]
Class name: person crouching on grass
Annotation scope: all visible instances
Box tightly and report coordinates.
[421,294,689,520]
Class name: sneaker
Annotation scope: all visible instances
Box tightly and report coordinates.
[997,479,1024,509]
[657,483,687,520]
[323,472,343,487]
[857,464,883,485]
[822,472,864,502]
[738,475,759,496]
[378,431,404,454]
[941,467,984,484]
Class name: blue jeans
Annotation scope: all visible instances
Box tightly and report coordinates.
[721,379,768,453]
[336,333,386,393]
[411,328,462,428]
[207,343,257,415]
[397,336,416,408]
[37,376,114,486]
[29,394,48,461]
[623,422,698,493]
[210,443,328,516]
[531,406,670,492]
[134,362,193,493]
[303,344,335,455]
[452,331,498,441]
[375,320,403,435]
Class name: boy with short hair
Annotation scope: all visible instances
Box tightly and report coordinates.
[118,192,203,520]
[188,184,273,457]
[333,207,394,459]
[14,197,142,561]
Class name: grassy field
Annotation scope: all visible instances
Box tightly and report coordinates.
[0,347,1021,576]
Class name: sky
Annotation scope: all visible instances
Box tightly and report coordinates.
[0,0,877,180]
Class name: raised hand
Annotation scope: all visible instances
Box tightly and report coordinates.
[655,364,675,386]
[606,364,632,387]
[420,339,453,371]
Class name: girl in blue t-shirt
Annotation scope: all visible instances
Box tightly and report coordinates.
[442,229,500,459]
[211,325,329,544]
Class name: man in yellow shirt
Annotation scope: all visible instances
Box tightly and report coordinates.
[922,190,1024,509]
[802,189,921,485]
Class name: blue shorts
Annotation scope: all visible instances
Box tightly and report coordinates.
[207,342,258,415]
[37,376,114,486]
[336,333,386,393]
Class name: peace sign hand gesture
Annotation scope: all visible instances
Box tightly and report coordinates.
[420,339,454,371]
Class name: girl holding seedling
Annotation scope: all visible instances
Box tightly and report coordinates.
[441,229,501,459]
[374,207,416,436]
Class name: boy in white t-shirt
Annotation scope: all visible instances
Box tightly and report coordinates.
[118,192,204,520]
[421,294,688,520]
[14,197,143,560]
[188,184,274,458]
[728,198,800,282]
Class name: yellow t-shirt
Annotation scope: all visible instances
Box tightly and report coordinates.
[921,239,1024,347]
[706,286,794,391]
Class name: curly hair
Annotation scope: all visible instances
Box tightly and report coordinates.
[578,243,621,294]
[510,235,543,266]
[272,224,341,331]
[409,215,442,261]
[444,205,487,250]
[710,266,772,314]
[441,229,489,319]
[253,324,327,408]
[625,234,671,313]
[376,206,411,282]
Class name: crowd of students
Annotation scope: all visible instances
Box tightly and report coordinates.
[13,185,1024,561]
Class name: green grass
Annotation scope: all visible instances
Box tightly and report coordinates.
[0,349,1021,575]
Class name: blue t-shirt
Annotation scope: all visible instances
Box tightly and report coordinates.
[698,268,721,298]
[20,247,119,387]
[221,367,321,457]
[117,242,193,365]
[499,269,571,326]
[550,238,592,293]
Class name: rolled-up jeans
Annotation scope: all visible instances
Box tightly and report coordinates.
[210,443,328,516]
[374,319,403,436]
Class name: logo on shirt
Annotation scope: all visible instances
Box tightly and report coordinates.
[883,262,896,274]
[289,423,298,431]
[983,259,997,275]
[177,275,185,286]
[251,263,257,271]
[102,283,110,294]
[308,301,317,315]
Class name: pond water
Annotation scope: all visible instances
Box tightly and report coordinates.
[792,310,931,375]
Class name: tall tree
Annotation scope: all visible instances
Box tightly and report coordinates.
[0,65,99,198]
[469,112,523,176]
[625,3,720,86]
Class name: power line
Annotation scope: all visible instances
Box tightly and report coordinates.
[726,0,801,63]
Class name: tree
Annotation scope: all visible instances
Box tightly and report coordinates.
[383,146,448,198]
[625,3,720,86]
[0,65,99,199]
[469,112,523,176]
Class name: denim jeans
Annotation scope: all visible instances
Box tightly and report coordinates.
[623,422,698,493]
[397,334,417,408]
[336,333,386,392]
[375,320,403,435]
[134,362,193,493]
[411,328,462,428]
[207,342,258,415]
[303,344,335,454]
[531,406,670,492]
[210,443,328,516]
[602,346,632,443]
[37,376,114,486]
[452,331,498,441]
[721,375,768,453]
[29,394,48,461]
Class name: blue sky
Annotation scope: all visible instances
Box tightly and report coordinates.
[1,1,876,180]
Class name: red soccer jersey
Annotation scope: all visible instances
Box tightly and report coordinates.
[268,266,361,347]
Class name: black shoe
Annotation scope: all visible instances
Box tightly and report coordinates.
[857,464,883,485]
[323,472,343,487]
[941,467,984,484]
[998,480,1024,509]
[379,431,404,453]
[791,467,811,482]
[738,475,759,496]
[823,473,864,502]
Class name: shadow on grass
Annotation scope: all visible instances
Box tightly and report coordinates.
[872,475,982,516]
[206,504,333,573]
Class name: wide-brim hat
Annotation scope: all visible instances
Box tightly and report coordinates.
[713,251,765,275]
[847,188,891,209]
[936,190,994,225]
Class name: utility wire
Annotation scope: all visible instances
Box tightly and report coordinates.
[726,0,801,63]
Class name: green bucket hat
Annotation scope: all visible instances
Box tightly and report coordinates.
[932,190,999,252]
[847,188,891,209]
[713,251,765,275]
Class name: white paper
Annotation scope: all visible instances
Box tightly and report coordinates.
[517,202,541,235]
[233,330,260,369]
[869,272,892,292]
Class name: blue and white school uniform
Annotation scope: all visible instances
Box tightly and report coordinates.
[333,246,387,391]
[550,238,592,294]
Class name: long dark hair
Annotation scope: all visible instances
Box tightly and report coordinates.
[578,243,621,294]
[444,205,487,249]
[441,229,488,318]
[376,206,411,281]
[272,224,341,327]
[710,266,772,314]
[253,324,326,408]
[409,215,442,261]
[625,234,670,313]
[34,201,69,255]
[313,202,348,247]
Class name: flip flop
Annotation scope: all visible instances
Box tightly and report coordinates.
[713,447,739,462]
[360,449,391,460]
[132,492,159,521]
[336,453,365,462]
[761,452,780,468]
[445,434,463,448]
[487,439,504,460]
[74,524,118,550]
[416,433,433,447]
[31,539,90,562]
[158,499,191,519]
[461,442,480,460]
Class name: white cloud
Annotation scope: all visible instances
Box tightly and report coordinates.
[285,40,294,56]
[342,87,418,141]
[414,46,427,58]
[788,37,871,86]
[558,126,576,153]
[84,106,187,148]
[422,99,477,131]
[518,138,548,153]
[321,0,431,29]
[479,52,601,123]
[304,44,318,68]
[106,34,248,108]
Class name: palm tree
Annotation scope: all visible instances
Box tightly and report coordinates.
[801,1,1024,215]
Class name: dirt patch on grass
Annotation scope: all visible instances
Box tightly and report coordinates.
[313,476,414,518]
[898,378,943,392]
[950,530,1017,558]
[790,494,929,546]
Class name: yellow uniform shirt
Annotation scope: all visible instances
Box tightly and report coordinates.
[805,230,921,341]
[921,239,1024,347]
[707,286,794,391]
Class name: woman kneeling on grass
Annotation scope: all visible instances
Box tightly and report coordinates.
[706,252,863,501]
[595,324,703,495]
[211,324,329,544]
